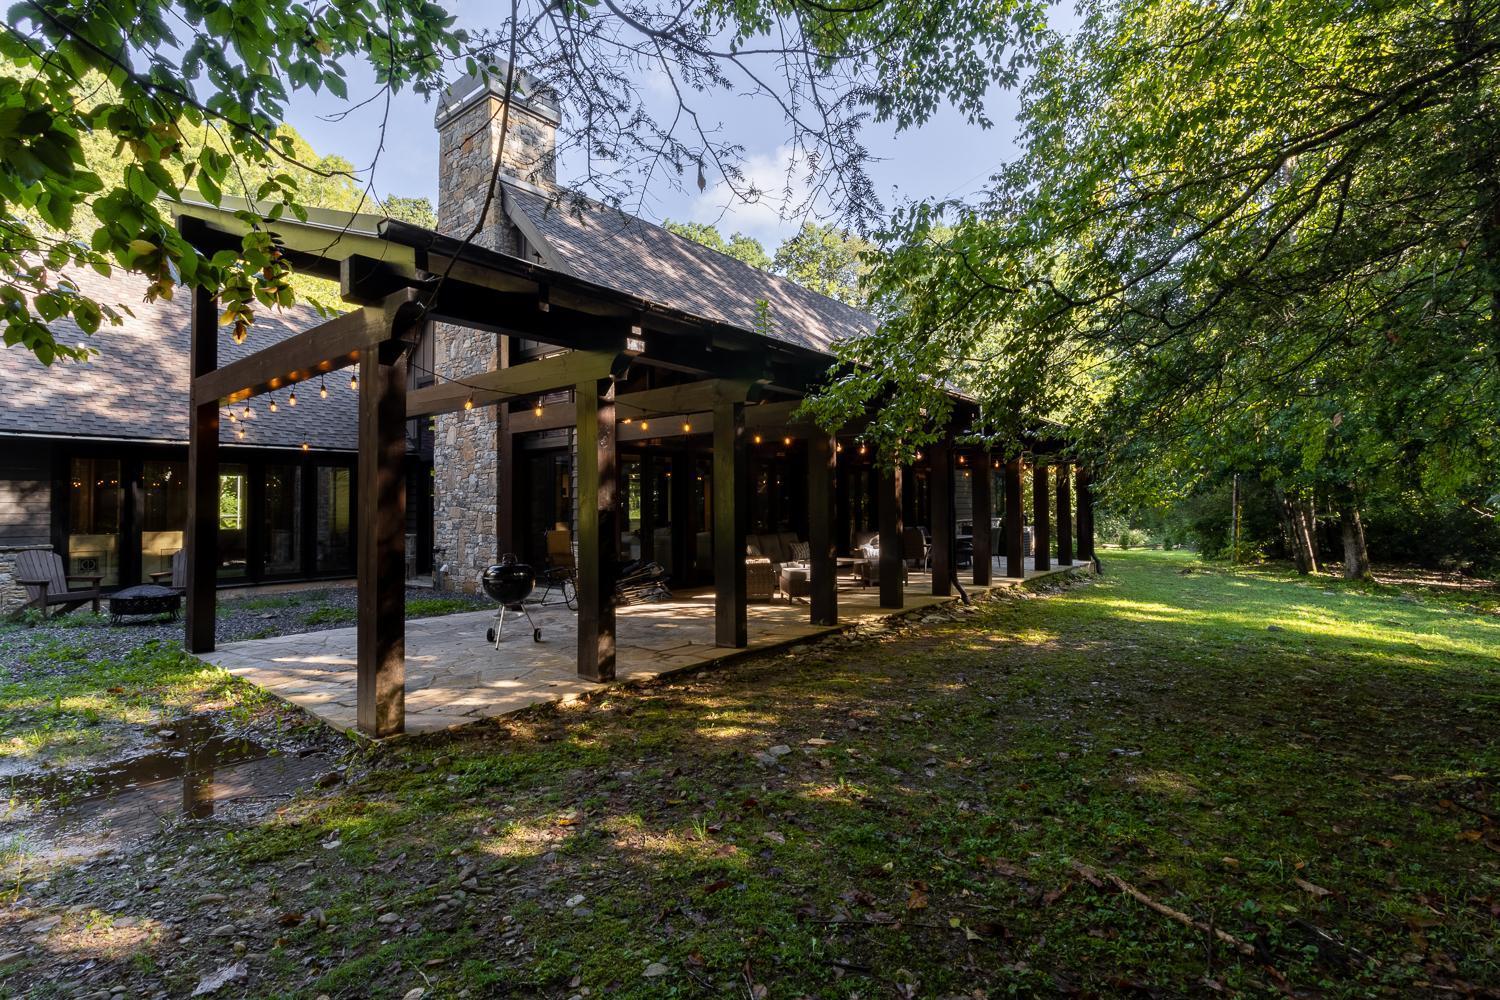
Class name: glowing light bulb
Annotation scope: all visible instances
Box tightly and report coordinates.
[464,393,474,411]
[858,443,867,455]
[533,401,544,417]
[242,404,251,420]
[320,378,328,399]
[350,372,358,391]
[269,396,278,413]
[288,389,297,407]
[783,436,791,446]
[301,440,309,452]
[753,434,762,445]
[682,421,691,433]
[640,421,649,431]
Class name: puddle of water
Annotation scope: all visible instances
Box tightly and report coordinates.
[2,716,336,869]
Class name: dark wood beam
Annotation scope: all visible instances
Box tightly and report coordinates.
[496,337,516,557]
[1005,457,1025,579]
[1033,461,1052,573]
[406,349,633,417]
[618,377,764,418]
[972,454,993,586]
[808,434,838,625]
[1056,461,1073,566]
[576,376,618,680]
[878,462,904,609]
[713,400,748,647]
[196,293,416,406]
[184,283,218,654]
[355,336,410,737]
[930,440,954,597]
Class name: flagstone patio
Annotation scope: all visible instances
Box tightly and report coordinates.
[199,560,1089,735]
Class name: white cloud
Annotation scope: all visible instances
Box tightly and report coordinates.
[687,144,813,247]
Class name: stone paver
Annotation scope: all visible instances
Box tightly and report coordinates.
[200,561,1085,735]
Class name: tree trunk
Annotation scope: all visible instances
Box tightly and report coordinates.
[1277,488,1319,575]
[1295,499,1320,574]
[1339,504,1371,580]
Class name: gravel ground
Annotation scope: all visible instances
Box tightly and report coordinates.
[0,585,490,679]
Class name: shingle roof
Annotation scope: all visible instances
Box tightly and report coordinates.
[504,184,874,355]
[0,267,358,450]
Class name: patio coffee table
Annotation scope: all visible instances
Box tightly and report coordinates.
[109,584,182,624]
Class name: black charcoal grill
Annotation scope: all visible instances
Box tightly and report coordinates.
[482,556,542,645]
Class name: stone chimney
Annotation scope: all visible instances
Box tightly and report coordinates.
[430,67,560,591]
[434,66,560,248]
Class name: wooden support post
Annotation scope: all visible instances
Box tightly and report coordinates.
[576,377,619,680]
[930,440,953,596]
[1076,467,1095,562]
[496,337,515,556]
[877,461,904,609]
[1005,457,1025,579]
[713,400,748,648]
[639,453,656,564]
[808,434,838,624]
[356,342,408,737]
[1033,461,1051,573]
[1056,461,1073,566]
[184,285,219,654]
[972,453,992,586]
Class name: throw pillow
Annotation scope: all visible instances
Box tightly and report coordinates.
[789,541,810,561]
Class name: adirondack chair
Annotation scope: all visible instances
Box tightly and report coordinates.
[15,550,102,618]
[148,548,187,593]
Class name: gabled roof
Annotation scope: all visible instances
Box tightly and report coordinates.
[0,267,358,450]
[503,184,874,355]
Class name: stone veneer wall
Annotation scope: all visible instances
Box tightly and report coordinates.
[0,545,50,616]
[431,85,557,592]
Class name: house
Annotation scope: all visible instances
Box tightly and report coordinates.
[161,70,1092,736]
[0,266,436,614]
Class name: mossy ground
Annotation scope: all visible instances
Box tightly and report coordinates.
[2,549,1498,997]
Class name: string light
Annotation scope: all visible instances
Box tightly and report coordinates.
[236,426,245,440]
[858,443,867,456]
[782,436,792,446]
[682,420,691,433]
[835,442,843,453]
[242,404,252,420]
[288,388,297,407]
[753,434,762,445]
[464,393,474,411]
[533,399,544,417]
[640,420,649,431]
[622,417,633,425]
[320,376,328,399]
[269,392,278,413]
[301,440,309,452]
[350,371,358,391]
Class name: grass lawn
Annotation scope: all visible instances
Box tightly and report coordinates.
[3,549,1498,997]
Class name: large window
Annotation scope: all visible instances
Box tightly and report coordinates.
[218,464,249,578]
[140,460,187,583]
[316,465,354,573]
[68,457,121,586]
[263,465,303,576]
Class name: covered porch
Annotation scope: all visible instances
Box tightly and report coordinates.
[200,562,1083,734]
[173,201,1098,738]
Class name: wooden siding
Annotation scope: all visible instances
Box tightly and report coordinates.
[0,439,52,546]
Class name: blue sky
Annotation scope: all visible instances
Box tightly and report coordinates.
[281,5,1064,250]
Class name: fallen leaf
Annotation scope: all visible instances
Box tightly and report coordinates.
[906,888,929,911]
[1293,877,1332,898]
